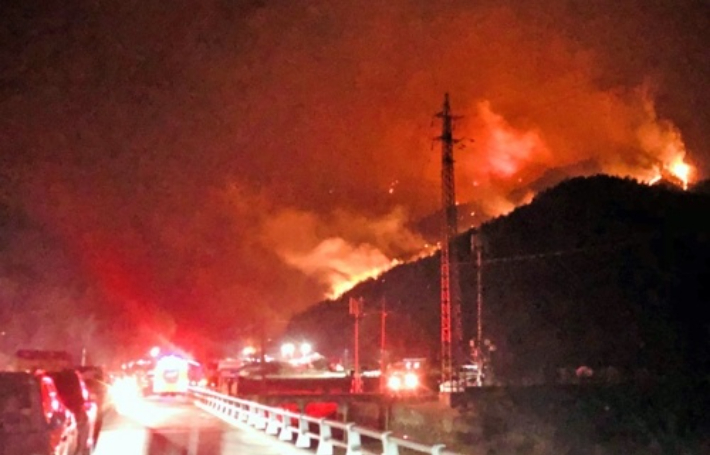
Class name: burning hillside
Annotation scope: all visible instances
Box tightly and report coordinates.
[270,91,697,299]
[286,175,710,382]
[3,0,707,348]
[648,158,693,190]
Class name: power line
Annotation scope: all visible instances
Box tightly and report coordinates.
[459,234,656,266]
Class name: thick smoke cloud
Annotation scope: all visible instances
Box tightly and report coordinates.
[1,0,707,352]
[262,206,426,298]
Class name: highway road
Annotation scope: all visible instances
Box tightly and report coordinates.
[94,394,315,455]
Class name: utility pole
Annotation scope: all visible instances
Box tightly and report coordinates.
[259,319,267,394]
[349,297,364,393]
[379,297,388,393]
[436,93,464,392]
[472,229,484,386]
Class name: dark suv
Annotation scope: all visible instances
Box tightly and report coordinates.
[0,371,78,455]
[48,370,98,455]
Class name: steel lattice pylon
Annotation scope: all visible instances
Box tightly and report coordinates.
[436,93,463,391]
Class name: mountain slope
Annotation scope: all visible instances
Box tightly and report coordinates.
[285,175,710,382]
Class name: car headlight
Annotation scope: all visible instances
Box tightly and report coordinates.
[404,372,419,389]
[387,376,402,391]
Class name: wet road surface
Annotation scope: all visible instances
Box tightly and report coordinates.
[94,394,315,455]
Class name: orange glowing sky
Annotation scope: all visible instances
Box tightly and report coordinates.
[1,0,707,349]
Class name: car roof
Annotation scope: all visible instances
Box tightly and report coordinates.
[0,371,34,379]
[0,372,40,410]
[0,371,39,391]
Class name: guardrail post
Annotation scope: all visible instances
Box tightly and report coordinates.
[190,388,456,455]
[295,415,310,448]
[381,431,399,455]
[238,403,249,422]
[247,403,258,426]
[278,413,293,441]
[345,423,362,455]
[316,418,334,455]
[254,407,267,430]
[266,410,280,435]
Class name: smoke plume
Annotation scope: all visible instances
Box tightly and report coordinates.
[1,0,706,350]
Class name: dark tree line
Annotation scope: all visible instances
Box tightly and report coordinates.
[286,175,710,385]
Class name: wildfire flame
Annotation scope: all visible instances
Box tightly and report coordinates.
[329,259,400,299]
[648,155,693,190]
[329,244,438,299]
[326,110,696,299]
[265,207,434,301]
[669,157,692,189]
[635,94,694,190]
[268,93,698,302]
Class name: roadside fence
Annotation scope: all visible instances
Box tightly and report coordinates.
[189,386,463,455]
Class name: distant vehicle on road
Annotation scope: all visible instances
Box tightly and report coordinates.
[48,370,99,455]
[385,358,428,394]
[0,371,79,455]
[121,358,156,396]
[152,355,190,396]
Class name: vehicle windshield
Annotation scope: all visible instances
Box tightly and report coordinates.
[48,371,84,411]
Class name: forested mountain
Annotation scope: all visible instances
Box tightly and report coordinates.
[285,175,710,383]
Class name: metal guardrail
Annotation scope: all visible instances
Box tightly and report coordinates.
[189,386,463,455]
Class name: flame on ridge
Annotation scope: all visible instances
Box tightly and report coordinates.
[329,243,439,299]
[648,154,693,190]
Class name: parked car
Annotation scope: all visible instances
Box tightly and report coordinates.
[76,366,107,443]
[48,370,98,455]
[0,371,79,455]
[75,366,107,410]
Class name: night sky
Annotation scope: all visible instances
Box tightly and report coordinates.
[1,0,708,356]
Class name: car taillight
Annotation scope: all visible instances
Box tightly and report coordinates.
[51,396,60,412]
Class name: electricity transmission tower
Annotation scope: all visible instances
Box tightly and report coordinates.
[436,93,464,391]
[349,297,364,393]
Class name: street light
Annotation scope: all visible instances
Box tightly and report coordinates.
[149,346,160,358]
[242,346,256,357]
[300,342,312,356]
[281,342,295,358]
